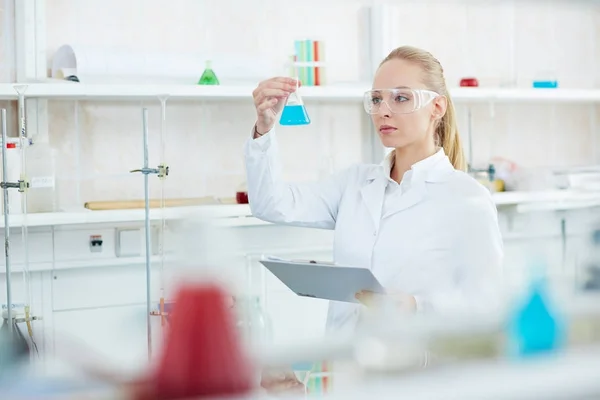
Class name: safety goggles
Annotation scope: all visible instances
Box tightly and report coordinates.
[363,88,440,115]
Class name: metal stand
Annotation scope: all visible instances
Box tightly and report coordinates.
[0,109,29,334]
[467,106,474,172]
[130,108,169,359]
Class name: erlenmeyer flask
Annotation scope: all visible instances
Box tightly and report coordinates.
[198,60,220,85]
[279,90,310,126]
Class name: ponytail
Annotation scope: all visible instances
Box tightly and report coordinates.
[437,94,467,172]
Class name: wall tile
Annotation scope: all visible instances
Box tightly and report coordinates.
[37,0,600,207]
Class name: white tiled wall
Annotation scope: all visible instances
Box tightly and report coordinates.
[41,0,366,208]
[32,0,600,209]
[0,0,15,121]
[0,0,14,83]
[3,0,600,205]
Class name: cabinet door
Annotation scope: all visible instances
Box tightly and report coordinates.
[52,305,161,375]
[246,247,333,347]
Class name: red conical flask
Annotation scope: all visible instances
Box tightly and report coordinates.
[139,283,255,399]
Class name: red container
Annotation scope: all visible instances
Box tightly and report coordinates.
[145,284,254,400]
[236,191,249,204]
[459,77,479,87]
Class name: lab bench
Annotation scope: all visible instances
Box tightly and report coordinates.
[0,201,599,384]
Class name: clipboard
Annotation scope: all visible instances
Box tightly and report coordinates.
[259,256,385,303]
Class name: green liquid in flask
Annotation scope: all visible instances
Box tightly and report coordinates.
[279,92,310,126]
[198,61,220,85]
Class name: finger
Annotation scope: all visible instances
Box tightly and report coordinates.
[260,77,299,88]
[356,290,375,306]
[257,80,298,95]
[256,98,278,115]
[254,89,290,106]
[355,291,367,302]
[253,85,291,98]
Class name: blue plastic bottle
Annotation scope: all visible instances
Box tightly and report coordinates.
[507,274,565,357]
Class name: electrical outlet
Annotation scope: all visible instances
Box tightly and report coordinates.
[89,234,103,253]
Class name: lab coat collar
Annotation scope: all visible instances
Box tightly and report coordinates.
[367,148,454,183]
[360,148,455,227]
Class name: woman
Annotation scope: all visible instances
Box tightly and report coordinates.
[245,46,504,335]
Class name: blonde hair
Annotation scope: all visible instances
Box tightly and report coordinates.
[380,46,467,172]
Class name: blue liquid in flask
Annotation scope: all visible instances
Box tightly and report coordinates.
[280,105,311,126]
[279,91,310,126]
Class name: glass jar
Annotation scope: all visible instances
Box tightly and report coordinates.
[232,295,273,347]
[236,182,248,204]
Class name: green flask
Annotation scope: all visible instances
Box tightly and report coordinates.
[198,60,219,85]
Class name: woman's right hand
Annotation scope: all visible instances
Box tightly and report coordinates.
[252,77,299,134]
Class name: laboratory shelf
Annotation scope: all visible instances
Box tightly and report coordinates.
[0,190,597,228]
[492,190,600,206]
[1,83,600,104]
[0,203,253,228]
[0,83,368,102]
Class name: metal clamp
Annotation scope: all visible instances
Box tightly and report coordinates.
[130,165,169,178]
[0,179,30,192]
[0,180,28,192]
[157,163,169,179]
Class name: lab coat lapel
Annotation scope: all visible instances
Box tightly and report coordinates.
[382,180,426,219]
[381,154,454,219]
[359,175,386,231]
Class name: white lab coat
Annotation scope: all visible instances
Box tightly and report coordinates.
[244,128,504,334]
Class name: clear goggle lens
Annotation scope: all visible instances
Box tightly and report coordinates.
[363,88,439,115]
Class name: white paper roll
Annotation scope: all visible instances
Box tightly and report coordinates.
[51,44,276,85]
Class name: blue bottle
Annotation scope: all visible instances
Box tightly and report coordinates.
[507,274,565,357]
[532,80,558,89]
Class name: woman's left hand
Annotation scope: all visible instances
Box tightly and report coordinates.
[355,290,417,312]
[260,369,305,395]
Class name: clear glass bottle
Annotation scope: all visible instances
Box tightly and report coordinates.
[232,295,273,347]
[23,140,58,213]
